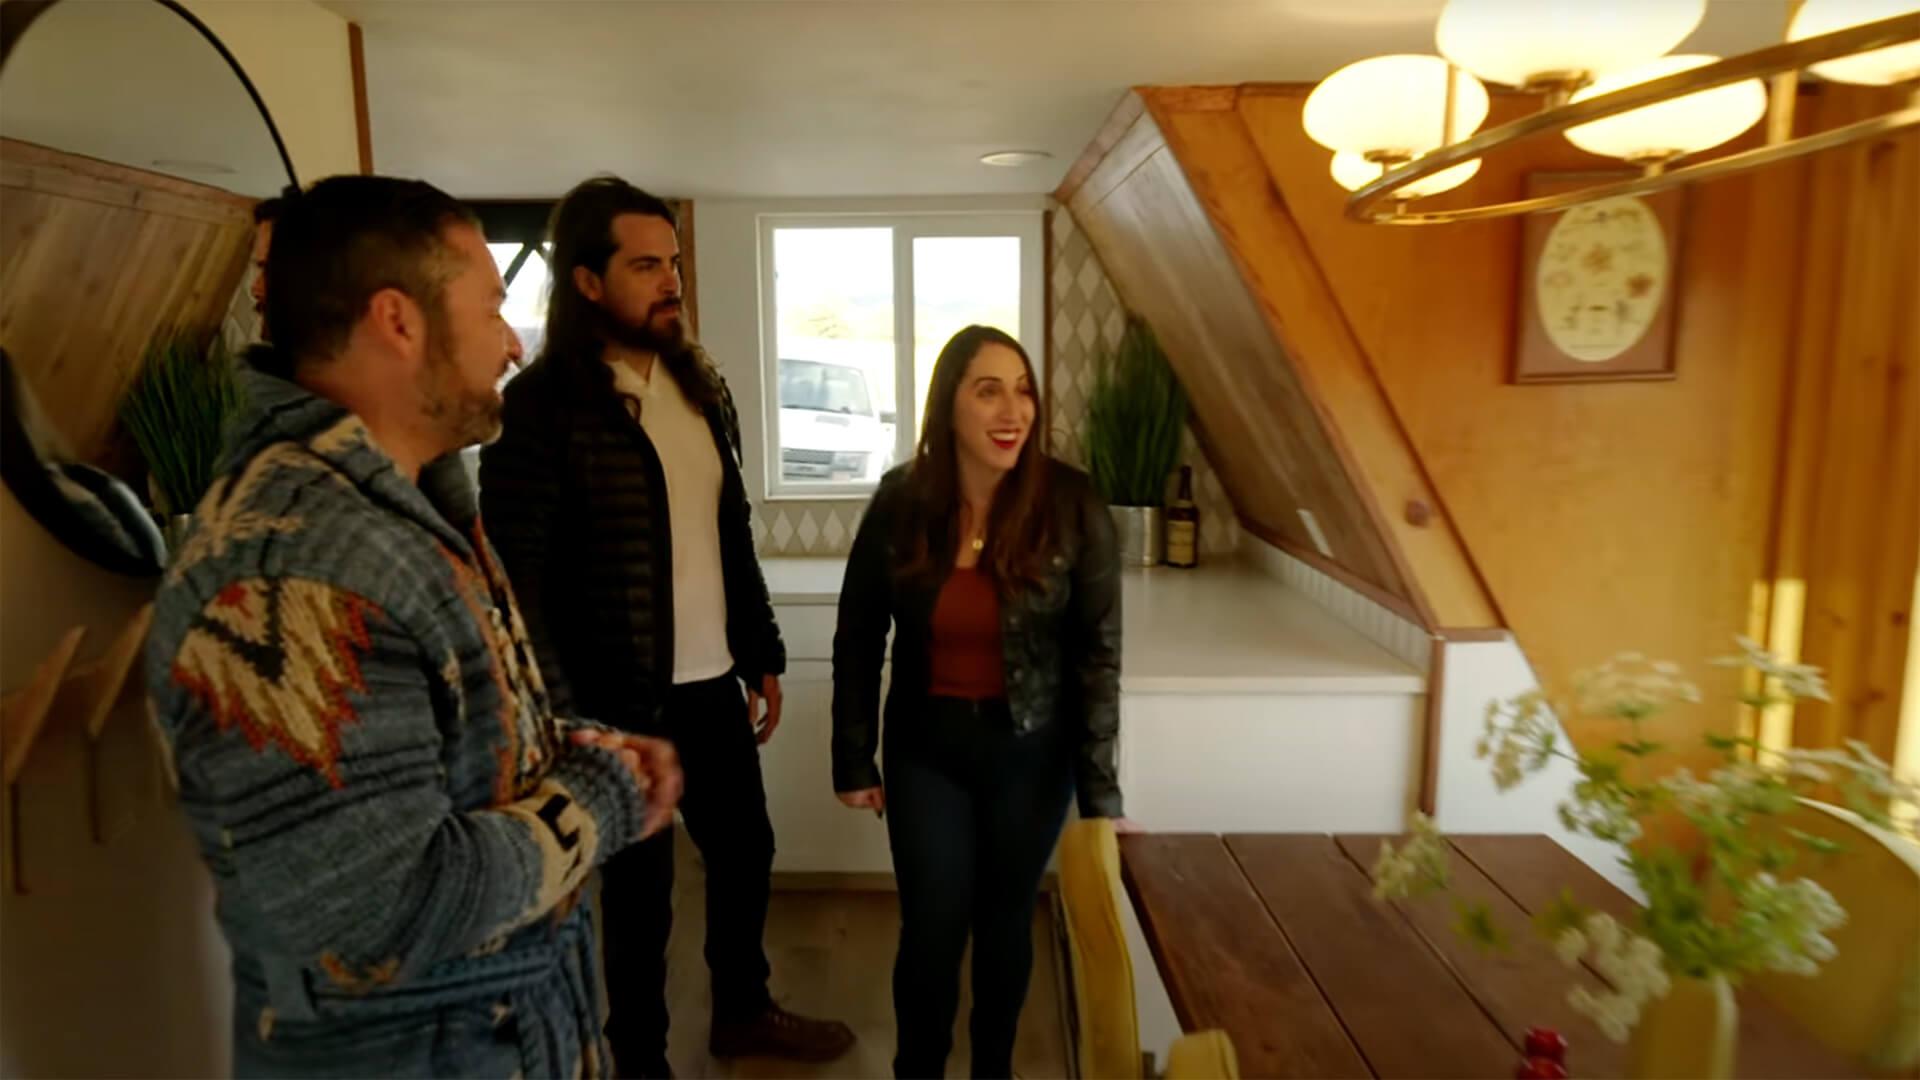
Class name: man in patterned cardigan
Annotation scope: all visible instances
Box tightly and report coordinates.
[147,175,682,1077]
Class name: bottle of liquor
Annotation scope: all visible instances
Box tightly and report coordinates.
[1165,465,1199,569]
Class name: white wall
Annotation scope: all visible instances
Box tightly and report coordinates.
[0,678,230,1078]
[1,3,360,1072]
[0,487,231,1078]
[1432,636,1642,898]
[181,0,361,183]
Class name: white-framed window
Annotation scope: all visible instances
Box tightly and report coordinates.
[758,211,1044,499]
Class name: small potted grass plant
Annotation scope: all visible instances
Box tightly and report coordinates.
[1085,315,1187,566]
[120,328,243,557]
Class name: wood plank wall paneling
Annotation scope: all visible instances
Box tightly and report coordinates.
[349,23,373,175]
[675,198,700,338]
[1057,99,1438,621]
[1223,89,1807,769]
[1141,90,1500,630]
[1060,83,1917,763]
[0,138,253,466]
[1055,91,1143,209]
[1770,87,1920,763]
[1058,93,1500,628]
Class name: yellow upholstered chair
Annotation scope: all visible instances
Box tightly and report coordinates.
[1057,818,1238,1080]
[1750,799,1920,1073]
[1162,1030,1239,1080]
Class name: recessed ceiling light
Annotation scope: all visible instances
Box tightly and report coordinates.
[152,158,235,175]
[980,150,1053,168]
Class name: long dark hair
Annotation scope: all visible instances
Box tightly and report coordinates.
[896,325,1054,593]
[539,176,717,408]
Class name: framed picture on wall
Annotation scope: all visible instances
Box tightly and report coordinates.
[1513,172,1686,383]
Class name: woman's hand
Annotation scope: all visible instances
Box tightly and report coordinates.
[1109,816,1144,834]
[838,787,886,816]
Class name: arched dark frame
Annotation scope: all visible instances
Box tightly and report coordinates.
[0,0,301,577]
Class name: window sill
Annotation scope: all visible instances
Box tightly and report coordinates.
[762,489,880,504]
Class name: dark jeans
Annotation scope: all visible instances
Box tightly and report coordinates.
[600,674,775,1074]
[885,697,1075,1080]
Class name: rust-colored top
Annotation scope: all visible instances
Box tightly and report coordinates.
[928,568,1006,700]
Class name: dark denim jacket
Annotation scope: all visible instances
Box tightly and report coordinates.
[831,459,1124,817]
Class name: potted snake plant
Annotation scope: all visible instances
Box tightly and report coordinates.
[120,328,244,558]
[1084,315,1187,567]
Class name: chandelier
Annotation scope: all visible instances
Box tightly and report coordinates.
[1302,0,1920,224]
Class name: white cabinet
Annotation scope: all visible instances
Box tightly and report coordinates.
[762,602,894,875]
[1118,691,1423,835]
[758,563,1431,871]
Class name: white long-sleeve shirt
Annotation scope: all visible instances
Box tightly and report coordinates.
[608,356,735,685]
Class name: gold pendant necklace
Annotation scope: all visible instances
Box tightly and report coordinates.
[970,537,985,553]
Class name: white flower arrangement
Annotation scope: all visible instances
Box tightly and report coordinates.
[1562,912,1669,1042]
[1373,637,1919,1043]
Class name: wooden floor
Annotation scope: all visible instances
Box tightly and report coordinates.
[658,843,1072,1079]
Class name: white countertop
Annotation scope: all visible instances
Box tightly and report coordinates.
[763,556,1426,696]
[1120,564,1425,695]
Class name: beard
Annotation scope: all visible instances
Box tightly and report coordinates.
[418,325,505,450]
[596,296,686,354]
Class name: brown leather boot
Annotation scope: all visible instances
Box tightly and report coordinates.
[708,1004,856,1063]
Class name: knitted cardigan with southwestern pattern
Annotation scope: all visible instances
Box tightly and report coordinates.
[147,368,645,1078]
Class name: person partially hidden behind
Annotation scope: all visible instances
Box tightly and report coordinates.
[481,177,854,1076]
[146,175,683,1078]
[833,325,1132,1079]
[248,192,282,331]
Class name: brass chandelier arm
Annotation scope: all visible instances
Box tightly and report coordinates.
[1360,103,1920,225]
[1346,11,1920,224]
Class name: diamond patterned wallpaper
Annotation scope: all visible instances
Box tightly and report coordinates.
[752,203,1239,559]
[220,263,261,356]
[1047,208,1240,557]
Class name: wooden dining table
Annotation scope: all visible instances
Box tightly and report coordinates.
[1119,833,1862,1080]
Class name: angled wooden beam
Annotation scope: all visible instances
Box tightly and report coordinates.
[349,22,373,175]
[1137,88,1500,629]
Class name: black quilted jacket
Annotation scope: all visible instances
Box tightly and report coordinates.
[831,460,1124,818]
[479,347,784,734]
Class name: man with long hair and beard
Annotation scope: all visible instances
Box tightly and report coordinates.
[482,177,855,1077]
[147,175,684,1077]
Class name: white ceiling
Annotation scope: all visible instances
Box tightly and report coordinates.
[325,0,1791,200]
